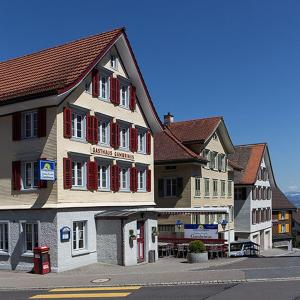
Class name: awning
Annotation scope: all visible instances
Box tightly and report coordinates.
[95,210,140,220]
[126,207,229,215]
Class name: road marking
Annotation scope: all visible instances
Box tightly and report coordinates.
[50,286,141,292]
[30,292,131,298]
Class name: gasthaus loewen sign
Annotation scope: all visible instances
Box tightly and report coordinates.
[39,160,56,181]
[184,224,218,239]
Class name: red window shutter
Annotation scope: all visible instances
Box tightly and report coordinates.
[130,167,138,192]
[115,165,120,192]
[87,161,97,191]
[92,116,98,144]
[12,161,21,191]
[110,121,116,148]
[110,76,116,104]
[129,85,136,111]
[92,69,100,98]
[37,107,47,138]
[116,79,120,105]
[146,131,151,155]
[63,158,72,189]
[86,113,93,143]
[63,107,72,138]
[12,112,21,141]
[38,158,47,189]
[146,169,151,192]
[115,123,120,149]
[110,164,116,192]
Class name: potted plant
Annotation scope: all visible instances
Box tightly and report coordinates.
[187,240,208,263]
[129,229,137,241]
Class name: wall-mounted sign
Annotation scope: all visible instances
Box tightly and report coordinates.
[91,146,134,161]
[184,224,218,239]
[60,226,71,242]
[39,160,56,181]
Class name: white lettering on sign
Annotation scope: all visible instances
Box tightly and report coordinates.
[91,146,134,161]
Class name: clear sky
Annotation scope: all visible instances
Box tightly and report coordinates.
[1,0,299,192]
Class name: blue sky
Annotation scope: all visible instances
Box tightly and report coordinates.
[1,0,299,192]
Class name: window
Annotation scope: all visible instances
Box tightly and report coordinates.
[165,178,177,197]
[203,149,210,168]
[213,180,218,197]
[137,168,146,191]
[98,119,110,145]
[97,163,110,190]
[23,111,38,138]
[71,111,85,139]
[213,133,218,140]
[0,223,8,252]
[228,181,232,197]
[158,178,182,197]
[210,152,218,169]
[23,161,39,190]
[85,82,92,94]
[267,187,272,200]
[110,55,118,69]
[252,210,256,225]
[24,223,38,252]
[100,76,109,100]
[281,211,286,220]
[195,177,201,197]
[221,180,225,196]
[119,126,129,150]
[204,178,210,197]
[73,221,86,251]
[72,161,85,188]
[120,84,129,107]
[281,224,286,233]
[120,167,130,191]
[137,131,146,153]
[218,154,226,172]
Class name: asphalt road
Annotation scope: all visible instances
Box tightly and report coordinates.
[2,281,300,300]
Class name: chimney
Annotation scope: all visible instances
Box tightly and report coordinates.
[164,112,174,125]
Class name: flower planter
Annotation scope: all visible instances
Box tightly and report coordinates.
[187,252,208,263]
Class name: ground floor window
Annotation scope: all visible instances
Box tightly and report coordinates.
[0,223,8,252]
[73,221,87,251]
[24,223,39,252]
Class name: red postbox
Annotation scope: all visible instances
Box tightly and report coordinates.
[33,246,51,275]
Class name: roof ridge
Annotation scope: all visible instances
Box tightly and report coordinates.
[170,116,222,125]
[0,27,124,65]
[234,143,267,147]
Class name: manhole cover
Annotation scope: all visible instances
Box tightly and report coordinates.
[91,278,110,283]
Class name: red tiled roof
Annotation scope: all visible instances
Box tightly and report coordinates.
[167,117,222,143]
[154,128,206,163]
[229,144,266,185]
[272,187,296,210]
[0,28,123,103]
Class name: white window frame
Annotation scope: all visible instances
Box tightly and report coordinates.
[137,129,146,154]
[120,83,129,108]
[23,223,39,253]
[97,163,110,191]
[23,110,38,139]
[137,168,146,192]
[221,180,226,197]
[0,223,8,253]
[73,221,87,251]
[213,179,218,197]
[119,125,129,150]
[98,117,110,146]
[195,177,201,197]
[120,166,130,191]
[110,55,118,69]
[71,111,86,140]
[72,160,86,189]
[281,224,286,233]
[203,149,210,168]
[99,75,109,100]
[22,161,39,190]
[204,178,210,197]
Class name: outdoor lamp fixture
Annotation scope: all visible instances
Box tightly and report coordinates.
[176,220,183,230]
[220,219,228,230]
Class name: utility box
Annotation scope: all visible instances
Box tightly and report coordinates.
[148,250,156,263]
[33,246,51,275]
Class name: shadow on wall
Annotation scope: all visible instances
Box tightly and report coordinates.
[10,229,26,271]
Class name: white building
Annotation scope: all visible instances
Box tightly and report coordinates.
[0,28,162,272]
[229,143,274,250]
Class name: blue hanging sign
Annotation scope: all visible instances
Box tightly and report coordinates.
[39,160,56,181]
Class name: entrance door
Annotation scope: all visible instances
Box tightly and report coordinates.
[137,221,145,262]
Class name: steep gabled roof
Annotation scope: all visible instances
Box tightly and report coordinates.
[167,116,221,143]
[272,187,296,210]
[154,128,207,164]
[0,28,123,103]
[229,143,266,185]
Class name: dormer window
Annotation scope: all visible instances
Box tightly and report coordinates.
[110,55,118,69]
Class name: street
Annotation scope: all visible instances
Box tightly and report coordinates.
[2,281,300,300]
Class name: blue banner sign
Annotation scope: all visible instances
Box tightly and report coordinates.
[184,224,218,239]
[39,160,56,181]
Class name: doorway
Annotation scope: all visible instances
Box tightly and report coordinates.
[137,221,145,262]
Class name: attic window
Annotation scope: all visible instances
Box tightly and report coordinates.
[213,133,218,140]
[110,55,118,70]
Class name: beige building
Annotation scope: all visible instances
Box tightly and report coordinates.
[154,114,236,242]
[0,28,162,271]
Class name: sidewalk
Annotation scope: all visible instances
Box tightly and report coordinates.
[0,257,246,290]
[260,247,300,257]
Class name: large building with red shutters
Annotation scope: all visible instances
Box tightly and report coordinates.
[0,28,162,271]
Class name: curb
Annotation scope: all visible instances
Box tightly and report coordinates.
[2,277,300,291]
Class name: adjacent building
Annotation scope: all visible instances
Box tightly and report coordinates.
[229,143,274,250]
[0,28,162,271]
[272,187,295,250]
[154,114,236,242]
